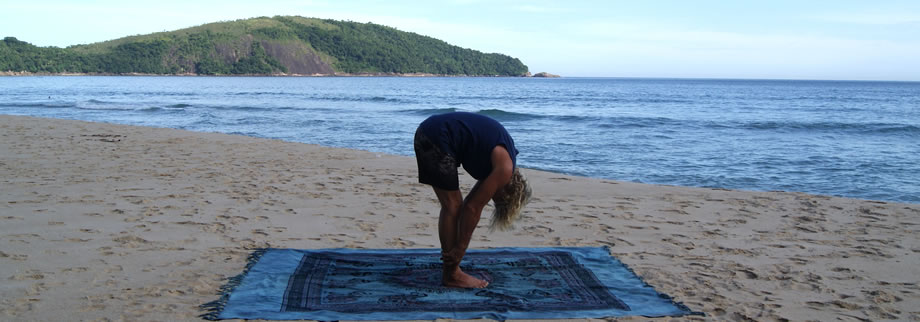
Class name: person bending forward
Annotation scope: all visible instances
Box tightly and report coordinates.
[413,112,532,288]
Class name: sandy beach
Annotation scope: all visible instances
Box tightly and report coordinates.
[1,115,918,321]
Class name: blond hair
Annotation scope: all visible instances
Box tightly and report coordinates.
[490,168,533,231]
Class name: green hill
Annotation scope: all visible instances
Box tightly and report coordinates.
[0,16,529,76]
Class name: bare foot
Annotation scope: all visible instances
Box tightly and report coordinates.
[443,268,489,288]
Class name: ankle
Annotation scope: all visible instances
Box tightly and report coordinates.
[443,263,460,273]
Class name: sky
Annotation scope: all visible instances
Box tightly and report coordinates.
[2,0,919,80]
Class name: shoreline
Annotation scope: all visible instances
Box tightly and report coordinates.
[0,71,535,77]
[4,113,907,206]
[2,115,918,320]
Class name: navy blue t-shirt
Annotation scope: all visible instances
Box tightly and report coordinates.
[417,112,518,180]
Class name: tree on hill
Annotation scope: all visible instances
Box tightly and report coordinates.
[0,16,529,76]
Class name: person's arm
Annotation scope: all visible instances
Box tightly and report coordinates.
[449,145,514,259]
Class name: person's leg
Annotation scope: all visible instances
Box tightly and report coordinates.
[443,145,514,272]
[433,186,488,288]
[415,129,485,287]
[438,146,512,287]
[433,187,462,260]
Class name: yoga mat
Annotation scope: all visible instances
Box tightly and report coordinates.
[202,247,702,320]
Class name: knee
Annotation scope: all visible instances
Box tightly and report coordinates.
[433,188,463,216]
[440,201,462,218]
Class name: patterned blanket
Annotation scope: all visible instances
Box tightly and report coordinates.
[202,247,701,320]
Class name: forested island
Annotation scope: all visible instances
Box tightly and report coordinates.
[0,16,530,76]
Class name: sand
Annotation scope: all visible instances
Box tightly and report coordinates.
[1,114,918,321]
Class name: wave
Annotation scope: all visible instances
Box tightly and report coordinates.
[737,121,920,135]
[368,96,397,102]
[399,109,679,128]
[760,95,903,104]
[595,116,681,129]
[592,117,920,135]
[202,92,411,105]
[627,98,693,104]
[402,107,458,115]
[351,95,406,104]
[230,91,287,96]
[0,99,185,112]
[185,103,336,112]
[552,115,600,123]
[448,94,693,106]
[302,94,409,104]
[397,107,545,121]
[198,104,281,111]
[76,99,137,110]
[0,101,77,108]
[476,109,544,121]
[139,105,189,112]
[227,131,262,137]
[75,100,193,112]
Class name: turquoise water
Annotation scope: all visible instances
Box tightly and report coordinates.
[2,76,918,203]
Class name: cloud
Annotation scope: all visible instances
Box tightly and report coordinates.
[1,0,338,46]
[4,1,917,79]
[512,5,563,13]
[530,21,920,79]
[562,20,920,54]
[446,0,487,5]
[813,12,920,25]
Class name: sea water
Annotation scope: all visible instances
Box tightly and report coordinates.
[1,76,918,203]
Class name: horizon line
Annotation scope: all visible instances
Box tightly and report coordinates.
[554,76,920,83]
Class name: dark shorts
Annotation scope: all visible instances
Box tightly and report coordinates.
[414,129,459,191]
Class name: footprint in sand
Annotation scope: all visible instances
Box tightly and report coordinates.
[65,238,92,243]
[410,222,430,230]
[10,270,45,281]
[25,282,50,296]
[112,235,150,248]
[737,269,759,279]
[0,251,28,261]
[355,221,378,233]
[522,225,554,235]
[386,237,416,247]
[204,222,227,234]
[612,237,635,247]
[659,208,689,215]
[626,225,660,230]
[61,267,89,273]
[320,233,349,243]
[544,236,584,246]
[662,237,696,251]
[80,295,111,312]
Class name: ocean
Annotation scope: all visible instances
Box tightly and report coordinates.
[1,76,918,204]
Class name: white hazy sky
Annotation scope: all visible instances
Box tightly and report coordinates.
[2,0,919,80]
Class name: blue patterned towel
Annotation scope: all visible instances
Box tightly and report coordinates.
[201,247,701,320]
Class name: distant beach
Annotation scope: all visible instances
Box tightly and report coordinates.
[1,115,918,320]
[0,71,522,77]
